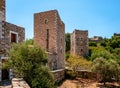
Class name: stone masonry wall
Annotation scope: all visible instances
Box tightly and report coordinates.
[0,21,25,56]
[0,0,25,82]
[34,10,57,53]
[56,15,65,69]
[52,69,65,83]
[0,0,5,21]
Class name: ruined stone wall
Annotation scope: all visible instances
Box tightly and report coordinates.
[0,0,5,21]
[71,30,88,57]
[34,10,65,70]
[0,0,25,82]
[56,12,65,69]
[0,21,25,56]
[52,69,65,83]
[0,0,5,42]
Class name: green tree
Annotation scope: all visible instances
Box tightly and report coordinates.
[100,36,120,50]
[112,48,120,65]
[67,55,91,72]
[65,33,70,52]
[4,43,55,88]
[92,57,120,84]
[89,46,115,61]
[65,33,71,60]
[89,42,97,47]
[110,36,120,49]
[25,38,34,45]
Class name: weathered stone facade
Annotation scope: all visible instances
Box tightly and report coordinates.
[0,0,5,41]
[0,0,25,81]
[0,21,25,81]
[0,21,25,57]
[0,0,5,21]
[71,29,88,57]
[52,69,65,83]
[34,10,65,70]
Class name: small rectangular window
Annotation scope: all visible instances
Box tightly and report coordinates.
[46,29,49,51]
[10,31,18,43]
[11,33,17,43]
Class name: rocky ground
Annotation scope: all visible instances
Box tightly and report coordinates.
[58,78,120,88]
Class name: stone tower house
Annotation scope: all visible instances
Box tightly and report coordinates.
[0,0,5,39]
[34,10,65,70]
[71,29,88,57]
[0,0,5,21]
[0,0,25,81]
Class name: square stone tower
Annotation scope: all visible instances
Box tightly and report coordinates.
[34,10,65,70]
[0,0,5,21]
[71,29,88,57]
[0,0,5,39]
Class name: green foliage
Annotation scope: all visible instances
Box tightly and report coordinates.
[66,52,70,60]
[66,33,70,52]
[89,42,97,47]
[89,47,115,61]
[100,36,120,50]
[100,38,109,47]
[31,66,55,88]
[4,43,55,88]
[67,55,91,72]
[92,57,120,83]
[111,48,120,64]
[25,38,34,45]
[88,35,120,84]
[110,36,120,49]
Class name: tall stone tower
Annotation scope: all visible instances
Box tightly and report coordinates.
[71,29,88,57]
[0,0,5,21]
[34,10,65,70]
[0,0,5,39]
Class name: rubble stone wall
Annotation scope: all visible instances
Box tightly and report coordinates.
[52,69,65,83]
[0,21,25,56]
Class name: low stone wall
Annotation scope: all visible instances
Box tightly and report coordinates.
[12,78,30,88]
[77,70,97,80]
[52,69,65,83]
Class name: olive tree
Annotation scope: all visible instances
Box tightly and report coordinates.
[4,43,55,88]
[92,57,120,84]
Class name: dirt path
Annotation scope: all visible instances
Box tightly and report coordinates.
[58,78,120,88]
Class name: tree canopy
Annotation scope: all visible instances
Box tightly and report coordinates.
[92,57,120,84]
[67,55,91,72]
[4,43,55,88]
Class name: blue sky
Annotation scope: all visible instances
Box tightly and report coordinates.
[6,0,120,39]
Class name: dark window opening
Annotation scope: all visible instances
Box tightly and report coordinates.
[61,49,62,53]
[2,69,9,80]
[81,49,83,52]
[46,29,49,51]
[2,60,9,80]
[11,33,17,43]
[45,19,48,24]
